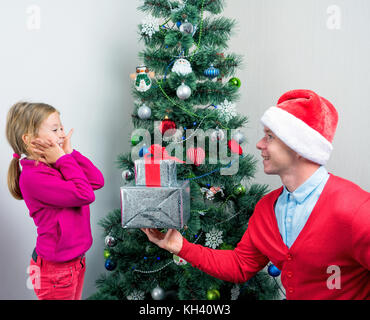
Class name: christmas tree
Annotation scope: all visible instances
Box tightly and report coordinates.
[89,0,280,300]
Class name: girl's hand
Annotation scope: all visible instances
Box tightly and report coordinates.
[62,128,74,154]
[30,138,65,164]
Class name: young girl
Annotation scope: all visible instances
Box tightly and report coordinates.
[6,102,104,300]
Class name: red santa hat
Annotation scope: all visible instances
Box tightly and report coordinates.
[261,89,338,165]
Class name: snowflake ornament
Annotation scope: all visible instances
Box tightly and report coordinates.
[205,228,223,249]
[141,16,159,38]
[216,99,237,122]
[127,289,145,300]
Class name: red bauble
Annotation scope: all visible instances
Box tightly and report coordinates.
[187,147,205,166]
[228,139,243,155]
[159,119,176,135]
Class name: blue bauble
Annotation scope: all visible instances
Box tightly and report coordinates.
[268,264,281,277]
[204,64,220,79]
[139,146,149,157]
[105,258,117,271]
[176,21,182,28]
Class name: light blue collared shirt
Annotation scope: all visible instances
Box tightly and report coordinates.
[275,166,330,248]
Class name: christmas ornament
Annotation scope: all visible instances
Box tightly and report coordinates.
[130,65,155,92]
[127,290,145,300]
[206,289,220,300]
[186,147,205,166]
[228,77,241,88]
[268,264,281,277]
[176,83,191,100]
[233,130,246,144]
[171,58,192,76]
[233,184,246,196]
[138,104,152,120]
[141,16,159,38]
[159,119,177,135]
[201,186,224,200]
[131,135,141,146]
[179,20,194,34]
[204,64,220,79]
[151,286,165,300]
[139,145,150,157]
[103,249,111,259]
[230,284,240,300]
[205,228,223,249]
[105,235,117,247]
[216,99,237,122]
[104,258,116,271]
[228,139,243,155]
[122,169,134,182]
[173,254,187,266]
[210,127,225,141]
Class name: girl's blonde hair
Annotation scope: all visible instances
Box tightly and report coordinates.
[6,102,58,200]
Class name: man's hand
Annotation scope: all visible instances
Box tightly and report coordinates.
[141,228,183,255]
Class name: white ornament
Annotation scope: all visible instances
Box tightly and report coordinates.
[230,284,240,300]
[172,58,192,76]
[205,228,223,249]
[176,83,191,100]
[173,254,187,266]
[141,16,159,38]
[127,289,145,300]
[216,99,237,122]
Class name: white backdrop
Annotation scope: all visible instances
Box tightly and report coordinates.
[0,0,369,299]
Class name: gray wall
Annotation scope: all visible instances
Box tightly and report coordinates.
[0,0,369,299]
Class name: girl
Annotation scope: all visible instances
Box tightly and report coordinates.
[6,102,104,300]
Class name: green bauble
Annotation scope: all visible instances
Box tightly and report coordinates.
[206,289,220,300]
[103,249,111,259]
[228,77,241,88]
[131,135,141,146]
[233,184,246,196]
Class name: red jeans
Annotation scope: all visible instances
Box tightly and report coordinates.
[29,254,86,300]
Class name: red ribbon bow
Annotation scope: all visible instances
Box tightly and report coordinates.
[143,144,184,187]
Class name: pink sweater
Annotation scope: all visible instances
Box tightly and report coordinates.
[20,150,104,262]
[179,174,370,300]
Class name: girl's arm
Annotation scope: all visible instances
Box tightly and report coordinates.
[70,150,104,190]
[21,154,96,208]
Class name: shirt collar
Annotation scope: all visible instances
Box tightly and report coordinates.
[282,166,328,204]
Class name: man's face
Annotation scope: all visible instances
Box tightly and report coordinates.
[256,126,299,176]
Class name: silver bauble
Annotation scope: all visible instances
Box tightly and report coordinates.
[179,22,194,34]
[210,128,225,141]
[104,235,117,247]
[233,130,246,144]
[176,83,191,100]
[151,286,165,300]
[122,169,134,182]
[138,104,151,120]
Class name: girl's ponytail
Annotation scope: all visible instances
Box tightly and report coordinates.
[7,155,22,200]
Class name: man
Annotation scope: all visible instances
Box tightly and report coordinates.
[142,89,370,300]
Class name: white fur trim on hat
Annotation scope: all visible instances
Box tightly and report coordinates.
[261,107,333,165]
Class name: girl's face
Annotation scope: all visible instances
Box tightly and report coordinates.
[36,112,66,148]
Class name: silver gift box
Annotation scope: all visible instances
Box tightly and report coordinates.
[121,180,190,229]
[134,159,177,187]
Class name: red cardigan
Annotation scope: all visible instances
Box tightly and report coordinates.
[178,174,370,300]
